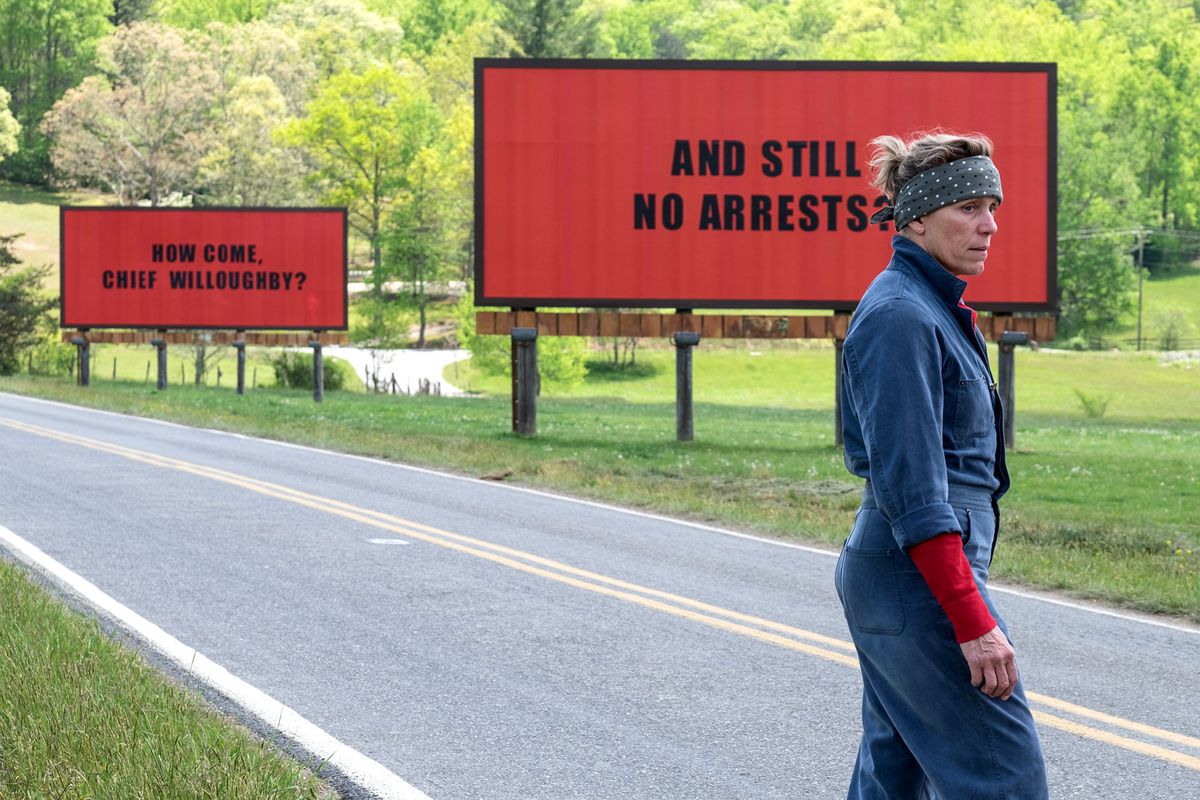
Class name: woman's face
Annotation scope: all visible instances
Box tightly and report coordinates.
[905,196,1000,277]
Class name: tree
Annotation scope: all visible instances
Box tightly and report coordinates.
[385,144,454,348]
[41,22,218,205]
[498,0,602,57]
[0,0,112,182]
[268,0,405,78]
[385,0,503,56]
[111,0,156,25]
[200,19,316,115]
[453,290,587,387]
[0,234,55,375]
[0,88,19,165]
[280,64,442,329]
[196,75,309,205]
[157,0,277,27]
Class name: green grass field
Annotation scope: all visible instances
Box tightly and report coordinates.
[0,560,333,798]
[0,180,102,286]
[1109,265,1200,348]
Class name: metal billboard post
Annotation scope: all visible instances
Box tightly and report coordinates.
[309,334,324,403]
[512,327,538,436]
[69,332,89,387]
[998,331,1028,448]
[672,331,700,442]
[150,331,167,391]
[233,331,247,395]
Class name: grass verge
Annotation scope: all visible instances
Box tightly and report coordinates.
[1,366,1196,621]
[0,559,334,798]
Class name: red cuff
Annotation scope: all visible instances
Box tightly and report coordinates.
[908,532,996,643]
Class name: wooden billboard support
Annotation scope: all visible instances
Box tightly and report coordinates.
[475,311,1054,343]
[477,311,1055,442]
[62,329,349,397]
[62,330,349,346]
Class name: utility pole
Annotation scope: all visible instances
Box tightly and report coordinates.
[1135,230,1148,352]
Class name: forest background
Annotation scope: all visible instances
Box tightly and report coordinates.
[0,0,1198,366]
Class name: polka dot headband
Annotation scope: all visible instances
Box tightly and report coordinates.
[869,155,1003,230]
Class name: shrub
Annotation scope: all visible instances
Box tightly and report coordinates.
[1147,306,1194,351]
[1074,388,1111,419]
[25,328,74,376]
[0,234,56,375]
[268,352,357,391]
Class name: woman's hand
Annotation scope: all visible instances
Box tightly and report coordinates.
[960,625,1019,700]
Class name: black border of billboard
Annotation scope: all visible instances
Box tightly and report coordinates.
[474,58,1057,313]
[59,206,350,331]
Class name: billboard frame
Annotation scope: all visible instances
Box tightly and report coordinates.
[474,58,1057,313]
[59,205,350,331]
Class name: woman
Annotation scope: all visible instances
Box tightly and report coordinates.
[834,132,1049,799]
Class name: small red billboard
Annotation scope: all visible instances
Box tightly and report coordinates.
[476,60,1055,311]
[61,207,347,329]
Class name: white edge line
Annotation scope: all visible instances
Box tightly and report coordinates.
[5,391,1199,636]
[0,521,433,800]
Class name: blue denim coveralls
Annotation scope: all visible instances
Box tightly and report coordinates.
[835,236,1049,799]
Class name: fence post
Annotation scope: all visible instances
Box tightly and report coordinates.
[512,327,538,436]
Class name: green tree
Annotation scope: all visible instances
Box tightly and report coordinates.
[41,22,218,205]
[157,0,278,27]
[196,75,309,205]
[498,0,602,57]
[0,0,112,182]
[111,0,156,25]
[0,234,55,375]
[281,64,442,330]
[268,0,405,78]
[453,291,588,387]
[0,87,19,165]
[200,20,316,115]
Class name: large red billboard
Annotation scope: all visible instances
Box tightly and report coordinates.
[477,61,1055,311]
[61,207,347,329]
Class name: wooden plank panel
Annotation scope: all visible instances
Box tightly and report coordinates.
[536,312,558,336]
[558,313,579,336]
[701,315,723,339]
[476,311,496,336]
[599,313,619,337]
[741,316,779,338]
[579,312,600,337]
[618,313,640,337]
[1034,316,1055,342]
[830,313,850,339]
[805,316,828,338]
[494,312,513,335]
[639,314,662,338]
[515,310,536,329]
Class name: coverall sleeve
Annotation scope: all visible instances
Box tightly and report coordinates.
[842,301,961,551]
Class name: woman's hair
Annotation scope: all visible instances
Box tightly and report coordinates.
[868,132,994,200]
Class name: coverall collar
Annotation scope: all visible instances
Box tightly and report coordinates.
[886,235,969,308]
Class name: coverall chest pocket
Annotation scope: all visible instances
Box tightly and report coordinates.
[952,376,994,440]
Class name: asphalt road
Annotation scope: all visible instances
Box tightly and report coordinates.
[1,391,1197,799]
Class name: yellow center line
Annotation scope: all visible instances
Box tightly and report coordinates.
[1027,691,1200,750]
[3,416,1198,772]
[1032,711,1200,771]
